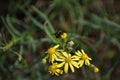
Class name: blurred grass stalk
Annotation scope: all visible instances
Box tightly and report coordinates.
[21,6,58,44]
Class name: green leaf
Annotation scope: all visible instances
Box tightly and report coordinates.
[32,6,55,33]
[6,15,21,36]
[1,16,15,37]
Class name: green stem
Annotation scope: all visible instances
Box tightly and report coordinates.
[0,32,26,51]
[9,49,23,61]
[0,37,18,51]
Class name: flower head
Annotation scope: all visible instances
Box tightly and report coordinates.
[56,52,79,73]
[48,63,63,76]
[45,45,61,63]
[75,49,92,67]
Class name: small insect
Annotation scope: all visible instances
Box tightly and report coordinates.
[54,31,64,38]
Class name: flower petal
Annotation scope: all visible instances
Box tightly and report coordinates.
[55,73,59,76]
[56,69,63,74]
[88,57,92,60]
[78,60,84,67]
[85,60,90,66]
[54,45,59,49]
[64,63,69,73]
[75,50,82,57]
[62,52,68,58]
[51,55,54,63]
[75,52,79,56]
[71,61,79,68]
[55,52,64,58]
[56,58,65,61]
[81,49,85,54]
[57,62,65,68]
[69,63,74,72]
[71,56,79,60]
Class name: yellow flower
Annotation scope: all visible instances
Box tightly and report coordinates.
[45,45,62,63]
[60,33,67,40]
[56,52,79,73]
[48,63,63,76]
[75,49,92,67]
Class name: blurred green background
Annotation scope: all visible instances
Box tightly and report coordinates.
[0,0,120,80]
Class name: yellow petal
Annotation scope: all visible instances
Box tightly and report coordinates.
[81,49,85,54]
[78,60,84,67]
[55,52,64,58]
[78,50,82,54]
[53,54,57,60]
[51,55,54,63]
[56,58,65,61]
[64,63,69,73]
[71,61,79,68]
[62,52,68,58]
[71,56,79,60]
[57,62,65,68]
[55,72,59,76]
[85,60,90,66]
[69,63,74,72]
[54,45,59,49]
[56,69,63,74]
[88,57,92,60]
[68,54,71,57]
[75,52,79,56]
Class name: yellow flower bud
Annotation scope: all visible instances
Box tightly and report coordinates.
[41,58,47,64]
[94,67,99,73]
[60,33,67,39]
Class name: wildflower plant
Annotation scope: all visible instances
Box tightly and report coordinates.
[1,0,120,79]
[41,32,99,76]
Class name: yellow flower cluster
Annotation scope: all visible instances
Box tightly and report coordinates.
[41,32,99,76]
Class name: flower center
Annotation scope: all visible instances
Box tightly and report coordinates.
[49,64,57,73]
[65,57,72,63]
[82,54,88,60]
[48,48,55,55]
